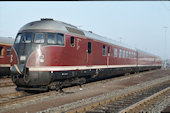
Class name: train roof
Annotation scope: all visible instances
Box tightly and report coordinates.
[0,37,14,45]
[136,49,161,58]
[19,18,161,58]
[19,18,136,51]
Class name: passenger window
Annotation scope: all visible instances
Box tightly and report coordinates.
[129,52,131,58]
[21,33,32,43]
[88,42,92,54]
[103,45,106,56]
[0,46,4,56]
[119,48,122,58]
[114,48,117,57]
[123,50,125,58]
[122,49,123,58]
[34,33,44,43]
[70,36,75,47]
[56,33,64,46]
[47,33,56,44]
[126,51,128,58]
[129,51,131,58]
[7,47,11,56]
[15,33,22,43]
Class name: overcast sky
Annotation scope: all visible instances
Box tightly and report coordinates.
[0,1,170,59]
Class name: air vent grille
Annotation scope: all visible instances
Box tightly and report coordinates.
[66,27,85,36]
[41,18,53,21]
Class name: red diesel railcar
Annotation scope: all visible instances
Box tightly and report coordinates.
[11,18,162,91]
[0,37,14,77]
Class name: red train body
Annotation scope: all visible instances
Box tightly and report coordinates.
[11,19,162,91]
[0,37,14,77]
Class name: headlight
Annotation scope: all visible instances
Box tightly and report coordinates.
[10,55,13,63]
[20,56,26,61]
[39,55,44,63]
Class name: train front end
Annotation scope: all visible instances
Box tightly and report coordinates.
[10,19,65,91]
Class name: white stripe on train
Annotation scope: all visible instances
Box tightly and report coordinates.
[0,64,11,67]
[28,64,162,72]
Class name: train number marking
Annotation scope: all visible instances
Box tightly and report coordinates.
[77,38,81,50]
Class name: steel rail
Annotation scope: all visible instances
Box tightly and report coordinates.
[0,91,28,98]
[0,82,15,88]
[0,69,164,112]
[120,87,170,113]
[65,80,170,113]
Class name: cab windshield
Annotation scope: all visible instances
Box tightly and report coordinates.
[15,32,64,46]
[21,33,32,43]
[47,33,64,46]
[34,33,44,43]
[15,33,32,43]
[15,33,22,43]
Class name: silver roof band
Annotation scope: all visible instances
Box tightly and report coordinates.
[18,19,161,58]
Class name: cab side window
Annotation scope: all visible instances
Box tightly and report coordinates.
[70,36,75,47]
[47,33,64,46]
[47,33,56,44]
[103,45,106,56]
[56,33,64,46]
[88,42,92,54]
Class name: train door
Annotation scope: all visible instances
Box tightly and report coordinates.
[0,46,4,56]
[102,45,107,65]
[0,46,5,64]
[107,46,110,65]
[87,41,92,65]
[6,46,11,64]
[136,51,138,66]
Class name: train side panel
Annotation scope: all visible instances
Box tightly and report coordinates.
[0,44,12,76]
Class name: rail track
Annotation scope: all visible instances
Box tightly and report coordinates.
[0,81,15,88]
[0,69,161,112]
[64,80,170,113]
[120,87,170,112]
[0,77,11,81]
[0,91,31,106]
[0,78,15,88]
[0,78,12,83]
[1,69,170,113]
[0,91,55,110]
[0,89,65,113]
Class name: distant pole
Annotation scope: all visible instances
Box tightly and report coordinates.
[77,25,82,28]
[8,37,10,44]
[119,37,122,43]
[163,26,168,68]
